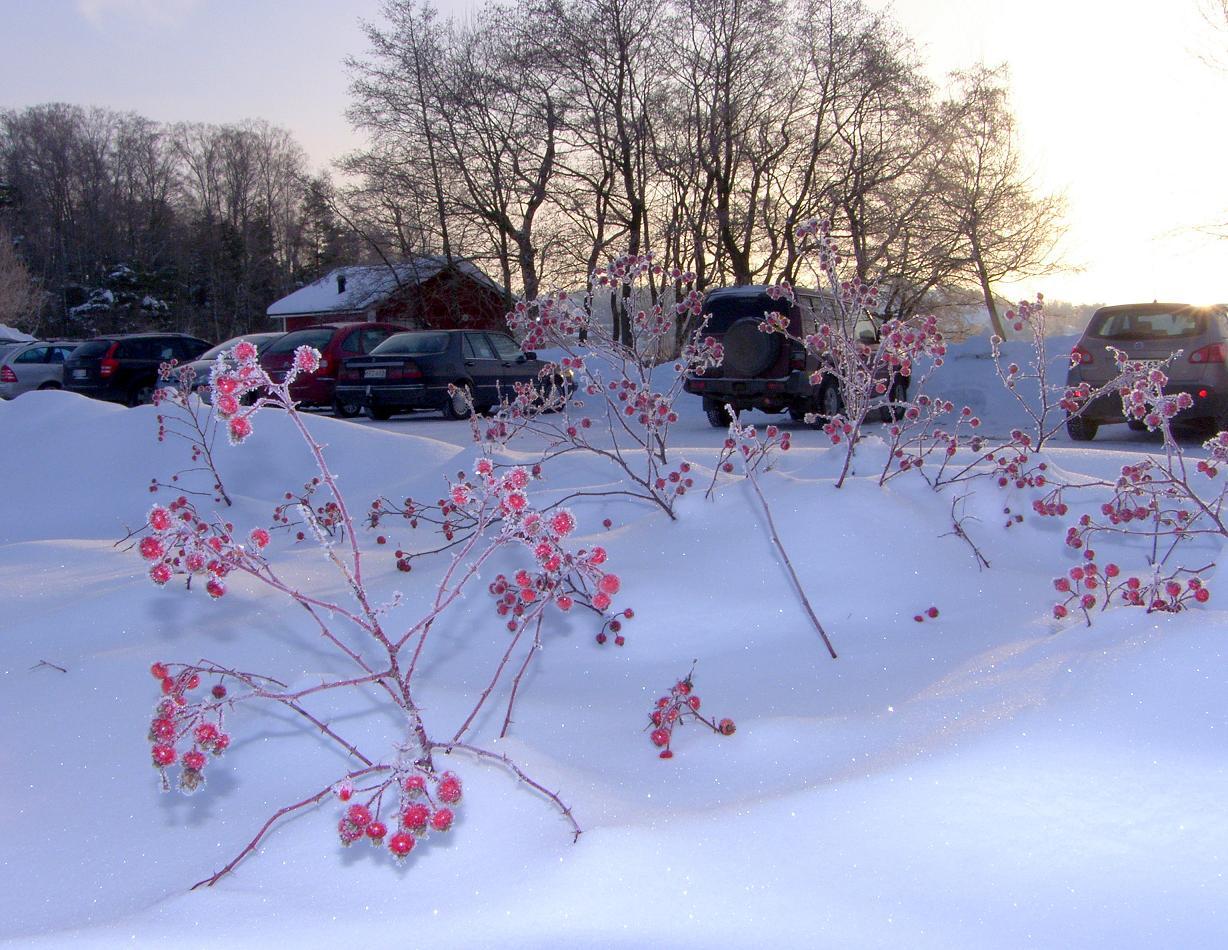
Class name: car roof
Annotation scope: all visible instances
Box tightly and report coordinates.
[1093,302,1226,315]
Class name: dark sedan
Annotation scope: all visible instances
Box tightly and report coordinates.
[336,329,561,420]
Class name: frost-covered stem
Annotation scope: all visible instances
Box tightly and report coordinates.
[833,416,867,490]
[400,518,503,659]
[450,611,533,743]
[190,765,390,889]
[944,494,990,570]
[199,661,378,765]
[285,407,387,642]
[156,392,233,506]
[242,561,377,640]
[744,469,837,659]
[438,741,582,842]
[500,613,544,738]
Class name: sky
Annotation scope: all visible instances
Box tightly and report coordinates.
[2,0,1228,306]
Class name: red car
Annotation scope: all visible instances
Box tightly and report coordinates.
[259,322,408,416]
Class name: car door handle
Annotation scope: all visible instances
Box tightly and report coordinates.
[465,360,476,366]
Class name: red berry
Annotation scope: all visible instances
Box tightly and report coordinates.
[211,684,227,699]
[926,606,939,619]
[402,803,429,830]
[718,718,736,736]
[650,728,670,747]
[403,775,426,796]
[388,832,415,857]
[431,808,454,832]
[437,773,463,804]
[150,662,168,680]
[183,750,206,771]
[1195,588,1211,603]
[347,804,372,827]
[366,821,388,841]
[152,744,176,767]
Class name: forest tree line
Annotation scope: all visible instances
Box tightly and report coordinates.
[0,0,1063,342]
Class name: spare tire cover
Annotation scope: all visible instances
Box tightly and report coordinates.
[721,317,780,377]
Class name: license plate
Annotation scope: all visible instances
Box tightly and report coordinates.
[365,368,386,379]
[72,369,87,379]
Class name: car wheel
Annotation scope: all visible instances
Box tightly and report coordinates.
[1066,415,1098,441]
[38,382,61,391]
[1127,418,1148,432]
[333,397,362,419]
[443,383,474,420]
[705,402,734,429]
[816,380,844,421]
[367,405,394,421]
[879,378,907,423]
[788,404,808,422]
[128,382,155,407]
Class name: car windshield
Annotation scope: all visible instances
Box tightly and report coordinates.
[372,332,449,355]
[1088,308,1206,340]
[264,329,335,354]
[199,334,282,361]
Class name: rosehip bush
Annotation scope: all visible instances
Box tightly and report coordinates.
[647,670,735,759]
[133,341,635,886]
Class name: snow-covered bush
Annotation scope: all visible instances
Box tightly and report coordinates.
[483,252,721,519]
[135,341,629,885]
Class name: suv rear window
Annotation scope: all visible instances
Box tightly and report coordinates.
[703,292,790,334]
[72,340,113,359]
[1088,309,1205,340]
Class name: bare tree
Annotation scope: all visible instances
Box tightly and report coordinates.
[0,224,44,332]
[934,66,1067,338]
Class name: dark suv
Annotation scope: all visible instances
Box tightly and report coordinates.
[683,285,895,427]
[65,333,213,406]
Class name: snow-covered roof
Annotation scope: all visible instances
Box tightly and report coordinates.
[0,323,36,343]
[267,258,504,319]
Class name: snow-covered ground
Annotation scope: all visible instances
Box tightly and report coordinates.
[1,334,1224,948]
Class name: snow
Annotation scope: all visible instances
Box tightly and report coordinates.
[1,334,1225,948]
[0,323,36,343]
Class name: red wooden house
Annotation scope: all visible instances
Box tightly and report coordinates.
[267,257,508,333]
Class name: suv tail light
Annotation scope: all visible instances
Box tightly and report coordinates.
[316,356,330,373]
[1071,345,1093,365]
[1189,343,1226,364]
[788,343,806,372]
[99,342,120,378]
[0,365,16,383]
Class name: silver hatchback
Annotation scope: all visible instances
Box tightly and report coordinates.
[0,341,80,400]
[1065,303,1228,440]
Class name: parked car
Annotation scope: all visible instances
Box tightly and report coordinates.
[0,340,80,399]
[155,332,285,403]
[1065,302,1228,441]
[682,285,901,427]
[258,322,407,416]
[334,329,563,420]
[64,333,213,406]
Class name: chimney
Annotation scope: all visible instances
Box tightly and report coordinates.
[337,273,347,294]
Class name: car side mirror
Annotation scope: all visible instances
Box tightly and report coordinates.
[521,350,536,361]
